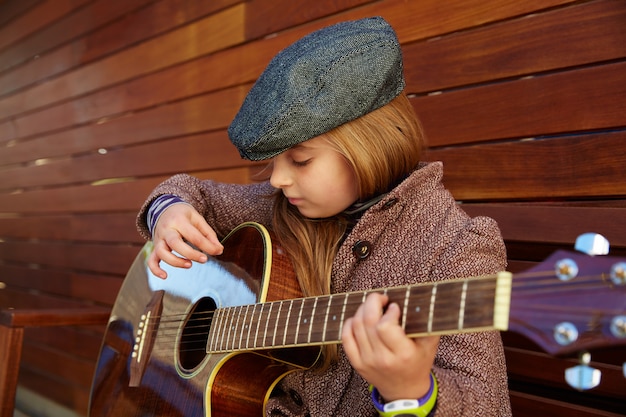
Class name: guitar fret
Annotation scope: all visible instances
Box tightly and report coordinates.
[207,308,219,352]
[283,300,294,346]
[236,305,248,350]
[325,294,344,342]
[428,284,437,333]
[338,293,350,337]
[230,306,240,349]
[229,306,241,350]
[464,277,502,329]
[401,286,410,330]
[458,281,468,330]
[216,307,225,351]
[294,299,305,345]
[253,304,263,348]
[246,304,256,349]
[254,303,274,347]
[273,301,284,347]
[221,307,233,351]
[322,294,332,343]
[307,297,318,344]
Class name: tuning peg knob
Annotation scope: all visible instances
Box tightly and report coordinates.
[565,352,601,391]
[610,263,626,286]
[574,233,610,255]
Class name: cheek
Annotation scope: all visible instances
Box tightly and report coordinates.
[319,166,358,205]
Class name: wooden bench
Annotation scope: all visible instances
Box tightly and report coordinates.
[0,288,110,417]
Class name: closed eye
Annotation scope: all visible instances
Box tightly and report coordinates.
[292,158,311,167]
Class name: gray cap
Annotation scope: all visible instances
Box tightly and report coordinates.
[228,17,405,161]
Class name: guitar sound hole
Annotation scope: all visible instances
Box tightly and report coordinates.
[179,297,216,371]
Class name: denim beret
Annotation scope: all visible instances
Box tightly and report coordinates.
[228,17,405,161]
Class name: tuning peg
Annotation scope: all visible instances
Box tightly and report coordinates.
[574,233,610,255]
[565,352,601,391]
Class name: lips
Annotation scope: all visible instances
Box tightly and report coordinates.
[287,197,302,205]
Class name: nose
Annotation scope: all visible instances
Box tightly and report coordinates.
[269,157,292,189]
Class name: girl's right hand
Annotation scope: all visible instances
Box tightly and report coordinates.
[148,203,223,279]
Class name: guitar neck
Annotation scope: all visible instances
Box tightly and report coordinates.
[207,272,512,353]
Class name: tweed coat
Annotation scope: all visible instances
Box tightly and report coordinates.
[137,161,512,416]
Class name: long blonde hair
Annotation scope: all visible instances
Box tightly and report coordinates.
[271,91,426,368]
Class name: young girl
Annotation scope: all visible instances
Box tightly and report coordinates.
[137,17,511,416]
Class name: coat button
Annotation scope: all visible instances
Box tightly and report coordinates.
[352,240,371,259]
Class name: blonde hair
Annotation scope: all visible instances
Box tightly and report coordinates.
[271,91,426,368]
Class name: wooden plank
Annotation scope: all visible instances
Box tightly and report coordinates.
[0,0,151,78]
[21,341,101,387]
[0,212,141,243]
[0,178,156,213]
[509,390,626,417]
[18,367,91,415]
[0,0,240,96]
[371,0,577,43]
[403,0,626,93]
[0,85,248,164]
[426,131,626,200]
[0,0,42,27]
[0,265,122,306]
[0,321,23,417]
[0,0,90,52]
[244,0,374,40]
[0,166,258,214]
[413,61,626,147]
[0,3,246,121]
[0,241,139,275]
[2,310,109,330]
[0,130,249,190]
[461,203,626,248]
[24,326,105,361]
[505,347,626,400]
[0,287,105,310]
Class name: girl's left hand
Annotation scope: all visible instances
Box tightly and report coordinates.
[342,292,439,402]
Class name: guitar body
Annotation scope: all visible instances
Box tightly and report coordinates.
[89,223,319,417]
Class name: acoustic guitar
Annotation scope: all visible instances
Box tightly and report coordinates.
[88,222,626,416]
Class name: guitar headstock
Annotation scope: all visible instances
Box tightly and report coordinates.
[508,234,625,390]
[509,245,626,357]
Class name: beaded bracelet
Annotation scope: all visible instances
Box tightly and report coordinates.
[369,372,438,417]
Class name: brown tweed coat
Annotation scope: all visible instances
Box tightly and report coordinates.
[137,161,512,416]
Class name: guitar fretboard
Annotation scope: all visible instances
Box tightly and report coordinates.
[206,272,512,353]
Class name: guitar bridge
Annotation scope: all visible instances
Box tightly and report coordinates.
[129,290,164,387]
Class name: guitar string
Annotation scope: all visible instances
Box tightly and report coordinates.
[132,271,620,355]
[144,272,612,354]
[146,272,616,346]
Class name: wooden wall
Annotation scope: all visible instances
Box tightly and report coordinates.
[0,0,624,415]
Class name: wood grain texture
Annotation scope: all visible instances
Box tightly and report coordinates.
[413,61,626,147]
[0,0,90,53]
[426,131,626,200]
[0,0,241,95]
[0,4,246,120]
[403,0,626,93]
[0,0,152,84]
